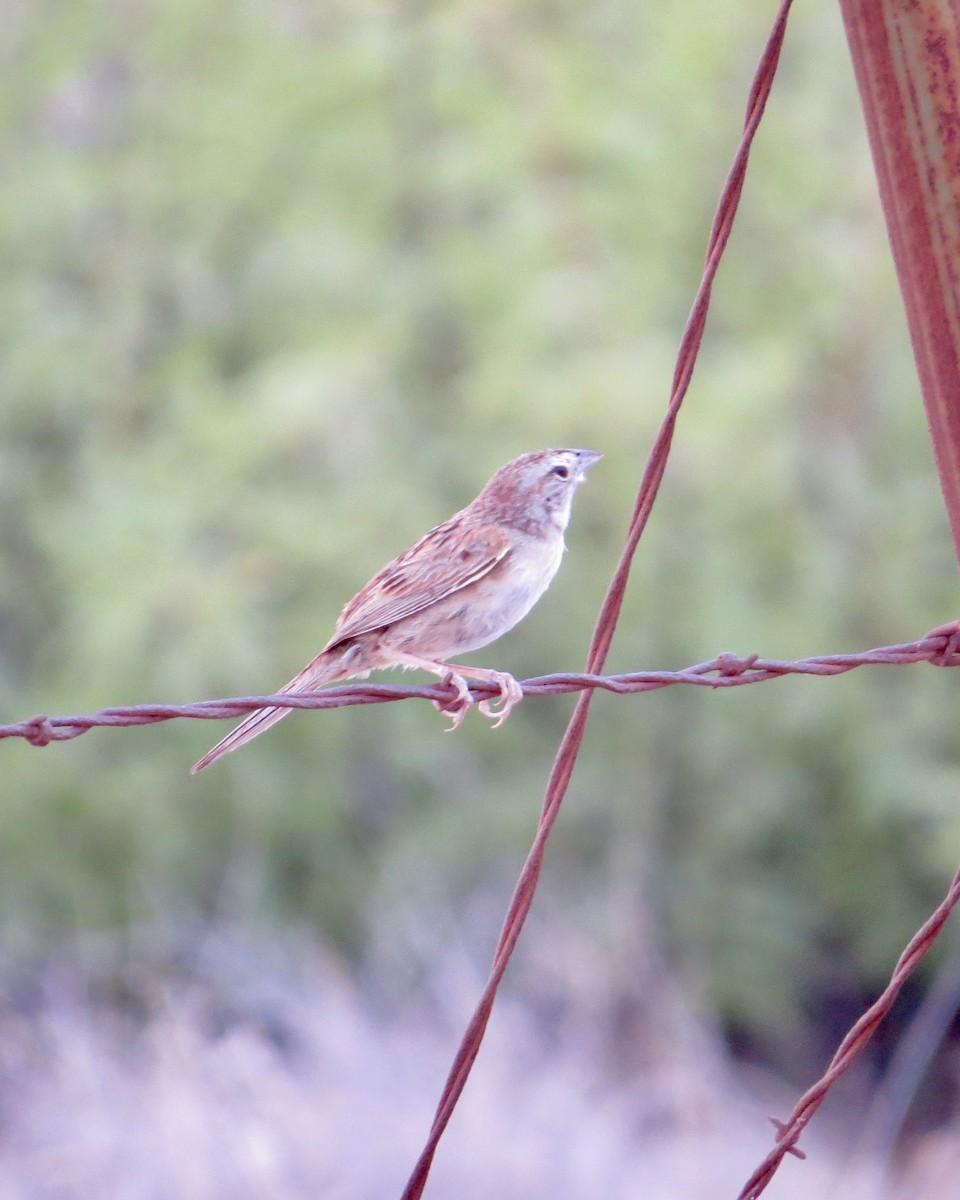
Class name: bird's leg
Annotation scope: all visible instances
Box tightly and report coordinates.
[389,652,475,729]
[388,653,523,730]
[455,665,524,728]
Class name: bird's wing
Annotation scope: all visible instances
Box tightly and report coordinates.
[326,519,512,647]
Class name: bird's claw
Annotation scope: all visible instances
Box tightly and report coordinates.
[478,672,523,729]
[432,671,473,731]
[431,670,523,730]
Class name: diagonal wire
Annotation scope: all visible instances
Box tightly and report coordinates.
[737,863,960,1199]
[399,2,797,1196]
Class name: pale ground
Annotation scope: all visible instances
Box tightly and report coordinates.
[0,929,955,1200]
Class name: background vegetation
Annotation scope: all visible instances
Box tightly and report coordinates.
[2,0,959,1193]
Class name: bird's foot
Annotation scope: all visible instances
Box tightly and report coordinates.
[432,671,474,730]
[477,671,523,729]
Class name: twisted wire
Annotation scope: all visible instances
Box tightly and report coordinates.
[3,630,958,749]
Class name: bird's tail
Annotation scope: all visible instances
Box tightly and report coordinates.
[190,646,354,773]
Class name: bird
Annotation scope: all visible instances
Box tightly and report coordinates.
[191,448,601,772]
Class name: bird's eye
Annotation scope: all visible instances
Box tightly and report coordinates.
[549,464,570,479]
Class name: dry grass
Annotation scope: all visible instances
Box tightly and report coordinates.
[0,930,954,1199]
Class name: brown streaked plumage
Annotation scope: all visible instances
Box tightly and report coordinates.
[191,448,601,772]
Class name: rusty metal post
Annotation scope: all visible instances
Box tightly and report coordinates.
[838,0,960,565]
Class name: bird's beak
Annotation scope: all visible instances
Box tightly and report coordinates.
[574,449,603,478]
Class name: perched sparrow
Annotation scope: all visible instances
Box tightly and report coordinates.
[191,448,601,772]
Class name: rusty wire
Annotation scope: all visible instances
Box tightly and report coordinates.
[6,1,957,1197]
[400,2,799,1197]
[738,860,960,1199]
[3,629,959,749]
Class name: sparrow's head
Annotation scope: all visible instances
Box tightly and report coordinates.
[477,448,602,534]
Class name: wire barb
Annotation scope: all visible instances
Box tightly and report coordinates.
[22,715,56,747]
[923,619,960,666]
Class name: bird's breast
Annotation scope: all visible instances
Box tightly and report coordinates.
[389,529,566,658]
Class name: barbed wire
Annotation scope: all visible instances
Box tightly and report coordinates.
[738,860,960,1200]
[9,0,953,1196]
[398,2,800,1197]
[3,627,959,750]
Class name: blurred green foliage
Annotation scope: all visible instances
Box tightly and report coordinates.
[2,0,958,1069]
